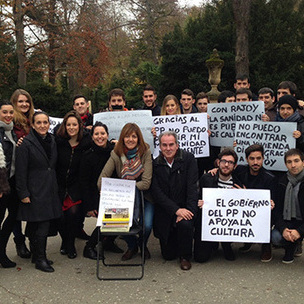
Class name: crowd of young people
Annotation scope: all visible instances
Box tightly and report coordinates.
[1,76,304,273]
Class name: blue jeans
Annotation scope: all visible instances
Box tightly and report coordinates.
[271,229,286,247]
[124,189,154,250]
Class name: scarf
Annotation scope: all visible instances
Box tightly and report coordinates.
[81,113,88,124]
[283,169,304,220]
[0,121,16,177]
[275,111,302,122]
[33,129,53,160]
[121,147,144,180]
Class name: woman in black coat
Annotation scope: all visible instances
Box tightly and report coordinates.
[80,122,122,259]
[56,110,91,259]
[15,111,62,272]
[0,100,18,268]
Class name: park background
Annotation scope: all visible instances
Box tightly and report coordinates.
[1,0,304,116]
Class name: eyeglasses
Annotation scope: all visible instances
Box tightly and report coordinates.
[219,159,235,166]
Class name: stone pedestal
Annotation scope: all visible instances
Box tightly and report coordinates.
[206,49,224,103]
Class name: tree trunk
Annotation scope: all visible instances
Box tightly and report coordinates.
[48,0,56,85]
[13,0,26,86]
[232,0,251,75]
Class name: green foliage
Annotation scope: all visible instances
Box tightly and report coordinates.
[160,0,304,98]
[249,0,304,96]
[23,80,70,117]
[159,1,235,99]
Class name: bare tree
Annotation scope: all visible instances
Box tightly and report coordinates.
[232,0,251,75]
[13,0,26,86]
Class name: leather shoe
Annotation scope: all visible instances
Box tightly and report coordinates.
[121,247,138,261]
[180,258,191,270]
[68,251,77,259]
[16,242,31,259]
[60,242,67,255]
[35,259,54,272]
[83,246,98,260]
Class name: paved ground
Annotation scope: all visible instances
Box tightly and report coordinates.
[0,218,304,304]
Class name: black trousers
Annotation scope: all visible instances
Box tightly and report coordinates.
[159,219,194,261]
[0,177,19,255]
[194,208,231,262]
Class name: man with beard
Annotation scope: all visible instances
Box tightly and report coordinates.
[194,148,243,262]
[234,144,277,262]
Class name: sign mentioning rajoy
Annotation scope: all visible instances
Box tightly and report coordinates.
[207,101,264,147]
[234,121,296,171]
[202,188,271,243]
[153,113,209,158]
[94,110,154,153]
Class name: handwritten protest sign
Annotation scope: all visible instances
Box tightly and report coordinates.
[49,116,63,134]
[202,188,271,243]
[97,178,136,228]
[153,113,209,158]
[94,110,154,153]
[234,121,296,171]
[207,101,264,147]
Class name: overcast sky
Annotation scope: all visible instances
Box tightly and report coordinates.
[178,0,206,7]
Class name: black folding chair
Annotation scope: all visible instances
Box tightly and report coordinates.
[96,191,145,281]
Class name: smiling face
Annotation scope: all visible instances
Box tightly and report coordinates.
[279,104,294,119]
[0,105,14,124]
[160,134,178,163]
[259,93,275,110]
[73,97,89,116]
[123,131,138,150]
[66,116,80,139]
[16,94,31,114]
[143,90,157,108]
[166,99,179,115]
[92,126,108,148]
[33,114,50,136]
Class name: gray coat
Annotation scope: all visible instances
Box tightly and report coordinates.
[15,129,62,222]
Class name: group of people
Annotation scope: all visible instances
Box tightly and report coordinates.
[0,76,304,274]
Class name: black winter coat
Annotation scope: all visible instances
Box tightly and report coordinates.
[151,149,198,242]
[273,175,304,237]
[233,165,277,199]
[80,141,115,213]
[56,132,92,203]
[15,129,62,222]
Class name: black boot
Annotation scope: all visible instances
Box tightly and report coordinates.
[14,237,31,259]
[34,237,54,272]
[0,252,16,268]
[0,233,16,268]
[83,244,98,260]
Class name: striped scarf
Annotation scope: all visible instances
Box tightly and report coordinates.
[121,148,144,180]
